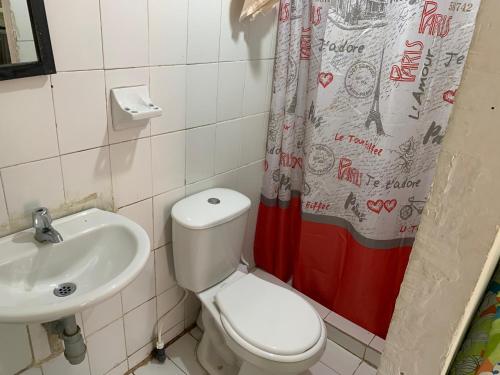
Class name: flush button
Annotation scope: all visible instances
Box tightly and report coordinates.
[208,198,220,205]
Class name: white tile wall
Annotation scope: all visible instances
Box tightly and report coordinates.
[45,0,103,71]
[217,62,246,121]
[149,0,188,66]
[186,64,219,128]
[100,0,149,69]
[0,76,58,168]
[0,0,276,373]
[81,294,123,337]
[121,253,156,313]
[117,199,154,250]
[2,158,65,225]
[150,66,186,135]
[151,132,186,195]
[60,147,113,210]
[186,125,216,183]
[123,298,157,355]
[0,324,32,375]
[110,138,153,208]
[86,319,127,375]
[187,0,222,64]
[52,71,108,154]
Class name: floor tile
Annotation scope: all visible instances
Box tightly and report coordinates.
[166,334,207,375]
[354,362,377,375]
[320,340,362,375]
[303,362,340,375]
[134,360,184,375]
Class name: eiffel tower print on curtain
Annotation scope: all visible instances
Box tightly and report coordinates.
[365,47,386,136]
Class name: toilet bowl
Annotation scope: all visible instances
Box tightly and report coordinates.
[171,189,327,375]
[196,271,326,375]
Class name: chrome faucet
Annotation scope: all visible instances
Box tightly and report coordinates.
[32,207,63,243]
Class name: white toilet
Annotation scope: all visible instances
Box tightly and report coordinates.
[171,188,327,375]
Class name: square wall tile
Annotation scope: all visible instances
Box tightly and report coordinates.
[81,293,122,337]
[0,76,58,168]
[153,188,186,249]
[158,302,184,334]
[186,125,216,184]
[52,71,108,154]
[121,253,156,313]
[110,138,153,208]
[0,324,31,375]
[105,68,151,144]
[45,0,103,71]
[157,286,185,318]
[243,60,273,116]
[240,113,268,165]
[28,324,51,361]
[155,245,177,295]
[215,119,242,174]
[150,66,186,135]
[42,353,91,375]
[87,318,127,375]
[118,199,154,249]
[187,0,222,64]
[217,62,246,121]
[186,64,219,128]
[100,0,149,69]
[124,298,157,355]
[149,0,188,65]
[184,292,201,327]
[151,132,186,195]
[2,158,65,225]
[60,147,113,211]
[219,0,249,61]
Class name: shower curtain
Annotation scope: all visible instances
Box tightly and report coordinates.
[255,0,480,337]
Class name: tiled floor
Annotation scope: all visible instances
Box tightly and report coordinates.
[132,328,376,375]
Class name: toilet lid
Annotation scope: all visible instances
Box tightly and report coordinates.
[215,274,322,356]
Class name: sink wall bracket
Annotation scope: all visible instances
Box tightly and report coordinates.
[43,315,87,365]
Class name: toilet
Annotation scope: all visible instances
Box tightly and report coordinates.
[171,188,327,375]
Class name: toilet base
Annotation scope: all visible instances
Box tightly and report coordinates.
[197,307,312,375]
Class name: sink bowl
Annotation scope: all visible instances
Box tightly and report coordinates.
[0,208,150,323]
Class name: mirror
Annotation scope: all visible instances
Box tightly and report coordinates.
[0,0,55,80]
[0,0,36,65]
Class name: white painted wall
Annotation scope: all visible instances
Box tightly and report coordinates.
[379,0,500,373]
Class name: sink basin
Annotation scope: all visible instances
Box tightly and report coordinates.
[0,208,150,323]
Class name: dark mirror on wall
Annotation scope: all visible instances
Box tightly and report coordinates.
[0,0,55,80]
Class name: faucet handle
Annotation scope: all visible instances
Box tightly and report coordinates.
[32,207,52,228]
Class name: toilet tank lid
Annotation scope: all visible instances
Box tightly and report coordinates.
[171,188,251,230]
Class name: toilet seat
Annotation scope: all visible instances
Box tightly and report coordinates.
[215,274,323,358]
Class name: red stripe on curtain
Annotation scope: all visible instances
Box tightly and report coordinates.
[254,199,412,338]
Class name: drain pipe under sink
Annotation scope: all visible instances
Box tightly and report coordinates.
[43,315,87,365]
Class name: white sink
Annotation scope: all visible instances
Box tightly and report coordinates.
[0,208,150,323]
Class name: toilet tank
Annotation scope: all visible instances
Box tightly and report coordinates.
[171,188,251,293]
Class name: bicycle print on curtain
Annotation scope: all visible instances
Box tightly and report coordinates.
[254,0,481,337]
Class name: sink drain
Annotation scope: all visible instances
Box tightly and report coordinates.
[53,283,77,297]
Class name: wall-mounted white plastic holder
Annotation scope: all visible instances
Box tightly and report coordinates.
[111,85,162,130]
